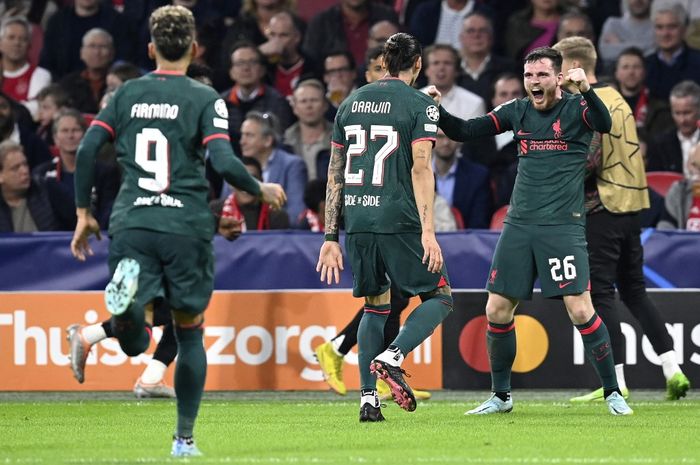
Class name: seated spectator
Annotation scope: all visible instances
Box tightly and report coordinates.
[298,178,326,231]
[221,41,294,154]
[221,0,294,52]
[0,16,52,120]
[186,62,214,86]
[260,10,318,98]
[504,0,568,61]
[646,80,700,173]
[0,140,56,232]
[303,0,397,70]
[357,19,398,86]
[658,142,700,230]
[213,156,290,238]
[614,47,673,139]
[32,108,118,230]
[598,0,654,71]
[105,62,142,93]
[457,11,517,103]
[0,91,51,170]
[35,84,70,150]
[40,0,135,79]
[556,10,595,42]
[240,111,307,225]
[59,28,114,114]
[646,3,700,100]
[409,0,493,50]
[323,50,357,110]
[284,79,331,181]
[433,129,492,229]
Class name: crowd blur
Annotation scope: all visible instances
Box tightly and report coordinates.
[1,0,700,234]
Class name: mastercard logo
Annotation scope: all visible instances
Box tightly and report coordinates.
[458,315,549,373]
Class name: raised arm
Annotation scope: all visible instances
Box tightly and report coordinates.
[411,139,443,273]
[438,106,503,142]
[565,68,612,133]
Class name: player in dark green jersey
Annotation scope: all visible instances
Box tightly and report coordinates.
[317,33,453,421]
[70,6,286,457]
[431,47,633,416]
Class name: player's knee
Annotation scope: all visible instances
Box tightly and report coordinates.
[485,292,517,323]
[419,286,453,311]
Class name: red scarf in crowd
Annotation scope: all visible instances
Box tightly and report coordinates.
[221,193,270,231]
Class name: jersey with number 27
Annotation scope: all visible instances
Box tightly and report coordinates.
[92,72,231,240]
[332,78,439,234]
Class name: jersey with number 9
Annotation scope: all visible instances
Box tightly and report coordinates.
[92,72,231,240]
[331,78,439,234]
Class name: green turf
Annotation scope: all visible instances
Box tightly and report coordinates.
[1,391,698,464]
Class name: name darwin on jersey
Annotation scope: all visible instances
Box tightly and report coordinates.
[345,194,381,207]
[130,103,179,120]
[350,100,391,114]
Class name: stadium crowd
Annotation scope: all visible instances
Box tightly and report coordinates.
[1,0,700,234]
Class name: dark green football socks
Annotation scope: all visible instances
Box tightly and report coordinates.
[358,304,390,390]
[174,324,207,438]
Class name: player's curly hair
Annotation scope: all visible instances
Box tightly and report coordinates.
[149,5,195,62]
[524,47,563,73]
[383,32,421,76]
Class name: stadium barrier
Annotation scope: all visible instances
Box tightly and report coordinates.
[1,231,698,391]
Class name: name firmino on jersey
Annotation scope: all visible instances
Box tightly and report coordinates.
[351,100,391,114]
[131,103,179,119]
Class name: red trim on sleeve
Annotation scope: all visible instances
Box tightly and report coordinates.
[578,315,602,335]
[487,112,501,132]
[331,141,344,148]
[487,322,515,333]
[152,69,186,76]
[582,107,593,129]
[202,133,230,146]
[90,120,115,139]
[412,137,436,145]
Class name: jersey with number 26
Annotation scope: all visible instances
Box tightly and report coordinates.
[332,78,439,234]
[92,72,230,240]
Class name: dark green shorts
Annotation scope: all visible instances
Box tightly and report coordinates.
[345,232,449,298]
[486,222,590,300]
[109,229,214,315]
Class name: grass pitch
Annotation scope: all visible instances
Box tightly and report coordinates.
[1,390,698,464]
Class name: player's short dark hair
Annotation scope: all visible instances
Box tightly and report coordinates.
[36,84,71,108]
[365,45,384,68]
[187,62,214,84]
[383,32,422,76]
[149,5,195,62]
[524,47,562,74]
[241,156,263,180]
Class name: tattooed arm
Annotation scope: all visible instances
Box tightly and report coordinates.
[411,139,443,273]
[316,142,347,284]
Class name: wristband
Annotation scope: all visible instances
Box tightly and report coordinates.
[324,233,339,242]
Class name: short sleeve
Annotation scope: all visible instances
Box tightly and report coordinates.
[200,92,231,146]
[489,99,516,133]
[331,108,345,149]
[412,98,440,144]
[90,88,120,139]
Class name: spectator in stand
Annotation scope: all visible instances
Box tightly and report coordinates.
[59,28,114,114]
[105,62,142,93]
[646,3,700,100]
[504,0,567,61]
[0,16,51,120]
[409,0,493,51]
[240,111,307,224]
[323,50,357,110]
[221,41,294,153]
[298,178,326,232]
[222,0,294,51]
[363,45,385,84]
[614,47,673,139]
[260,10,318,98]
[187,61,214,86]
[646,80,700,174]
[40,0,135,79]
[598,0,654,71]
[432,128,492,229]
[213,156,290,238]
[357,20,398,86]
[303,0,397,69]
[0,140,56,232]
[32,108,118,230]
[556,10,595,42]
[457,11,517,102]
[0,91,51,170]
[35,84,70,151]
[658,142,700,230]
[284,79,331,181]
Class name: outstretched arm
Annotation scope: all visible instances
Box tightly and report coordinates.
[411,140,443,273]
[316,142,346,284]
[439,106,503,142]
